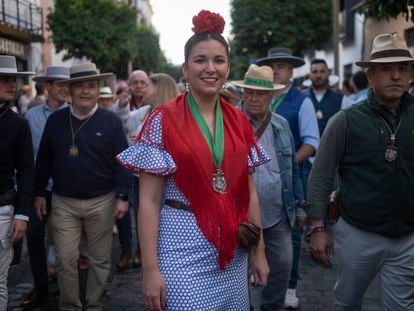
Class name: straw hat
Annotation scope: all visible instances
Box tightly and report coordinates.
[99,86,114,98]
[56,63,114,84]
[256,48,305,68]
[356,33,414,67]
[232,64,284,90]
[33,66,70,82]
[0,55,35,76]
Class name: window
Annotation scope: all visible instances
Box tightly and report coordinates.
[405,28,414,47]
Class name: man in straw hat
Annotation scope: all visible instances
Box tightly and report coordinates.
[307,33,414,310]
[233,64,306,310]
[33,63,132,310]
[98,86,115,109]
[0,55,35,309]
[22,66,70,309]
[255,48,319,309]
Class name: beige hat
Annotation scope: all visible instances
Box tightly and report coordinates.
[356,33,414,67]
[99,86,114,98]
[56,63,114,84]
[232,64,284,91]
[0,55,35,76]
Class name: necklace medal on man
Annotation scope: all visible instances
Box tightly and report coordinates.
[384,134,397,162]
[377,113,404,162]
[68,109,93,157]
[69,145,79,157]
[187,93,226,194]
[316,110,323,120]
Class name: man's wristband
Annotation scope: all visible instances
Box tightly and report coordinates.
[306,224,326,237]
[116,194,129,202]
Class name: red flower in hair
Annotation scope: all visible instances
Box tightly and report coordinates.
[192,10,225,35]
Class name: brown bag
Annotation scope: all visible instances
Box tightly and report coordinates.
[237,221,262,252]
[327,191,340,223]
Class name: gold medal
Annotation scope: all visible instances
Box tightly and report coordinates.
[68,108,93,159]
[212,169,227,194]
[316,110,323,119]
[69,145,79,157]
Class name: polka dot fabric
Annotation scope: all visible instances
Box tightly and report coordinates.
[116,109,269,310]
[248,143,270,174]
[158,206,250,310]
[116,111,177,176]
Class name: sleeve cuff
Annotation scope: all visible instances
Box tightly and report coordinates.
[14,214,29,222]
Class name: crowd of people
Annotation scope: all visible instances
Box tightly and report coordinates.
[1,9,414,311]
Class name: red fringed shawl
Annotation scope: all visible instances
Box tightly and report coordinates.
[150,94,258,269]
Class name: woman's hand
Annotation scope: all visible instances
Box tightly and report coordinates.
[249,246,269,286]
[142,268,167,311]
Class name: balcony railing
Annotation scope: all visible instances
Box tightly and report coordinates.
[0,0,43,41]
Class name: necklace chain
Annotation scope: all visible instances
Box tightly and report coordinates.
[69,109,93,146]
[0,105,8,118]
[376,113,404,146]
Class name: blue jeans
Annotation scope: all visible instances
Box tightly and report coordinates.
[288,227,303,289]
[261,219,293,310]
[287,160,310,290]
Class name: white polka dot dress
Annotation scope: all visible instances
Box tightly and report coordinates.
[117,110,269,310]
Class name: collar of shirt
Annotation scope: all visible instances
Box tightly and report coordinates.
[70,103,98,119]
[272,82,292,102]
[313,88,327,102]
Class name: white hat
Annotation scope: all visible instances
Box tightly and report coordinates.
[99,86,114,98]
[0,55,35,76]
[356,33,414,67]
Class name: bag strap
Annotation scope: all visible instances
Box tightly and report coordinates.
[254,112,272,139]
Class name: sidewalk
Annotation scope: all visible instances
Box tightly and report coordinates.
[8,230,381,310]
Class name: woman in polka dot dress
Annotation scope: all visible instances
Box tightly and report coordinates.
[117,10,269,311]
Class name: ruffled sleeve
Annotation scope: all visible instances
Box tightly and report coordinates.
[116,110,177,176]
[248,141,271,174]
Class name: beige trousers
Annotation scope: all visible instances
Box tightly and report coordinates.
[0,204,14,309]
[51,192,115,311]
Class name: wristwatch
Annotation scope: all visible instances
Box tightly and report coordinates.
[116,193,129,202]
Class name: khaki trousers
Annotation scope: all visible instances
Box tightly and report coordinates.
[0,204,14,309]
[51,192,115,311]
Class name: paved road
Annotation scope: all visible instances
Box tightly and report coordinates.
[8,226,381,310]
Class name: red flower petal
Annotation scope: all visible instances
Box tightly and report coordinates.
[192,10,225,34]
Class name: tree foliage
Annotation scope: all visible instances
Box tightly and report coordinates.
[229,0,332,78]
[48,0,170,79]
[361,0,414,22]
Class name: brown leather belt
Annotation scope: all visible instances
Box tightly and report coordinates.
[165,199,192,212]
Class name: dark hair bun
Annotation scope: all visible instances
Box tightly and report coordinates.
[192,10,225,35]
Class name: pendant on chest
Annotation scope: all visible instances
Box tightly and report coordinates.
[212,169,227,194]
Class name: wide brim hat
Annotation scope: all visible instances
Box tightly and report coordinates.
[99,86,114,98]
[256,47,305,68]
[0,55,35,76]
[56,63,114,84]
[356,33,414,67]
[232,64,284,91]
[33,66,70,82]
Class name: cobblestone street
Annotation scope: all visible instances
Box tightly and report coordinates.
[8,228,381,311]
